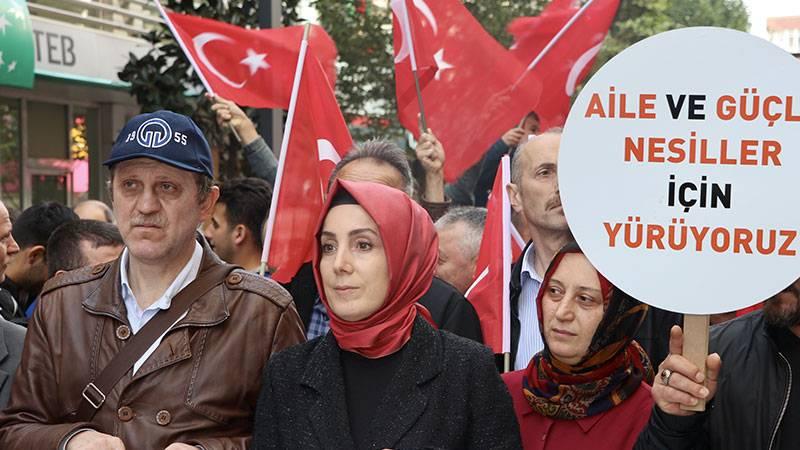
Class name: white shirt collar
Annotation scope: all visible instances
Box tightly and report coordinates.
[120,241,204,314]
[520,242,543,284]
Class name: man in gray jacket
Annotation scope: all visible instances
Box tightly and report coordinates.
[0,199,25,409]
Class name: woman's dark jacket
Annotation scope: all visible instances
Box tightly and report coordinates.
[634,310,792,450]
[252,317,522,450]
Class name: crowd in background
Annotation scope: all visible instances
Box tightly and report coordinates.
[0,99,795,450]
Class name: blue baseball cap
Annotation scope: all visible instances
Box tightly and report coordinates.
[103,110,214,178]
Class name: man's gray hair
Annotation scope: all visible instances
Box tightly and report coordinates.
[510,127,563,185]
[435,206,487,262]
[327,139,414,197]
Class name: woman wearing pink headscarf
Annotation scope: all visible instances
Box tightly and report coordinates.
[252,179,521,449]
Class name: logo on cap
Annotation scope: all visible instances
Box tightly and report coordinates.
[136,118,173,149]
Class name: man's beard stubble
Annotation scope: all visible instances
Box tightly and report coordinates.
[764,281,800,328]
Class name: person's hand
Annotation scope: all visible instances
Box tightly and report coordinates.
[416,129,445,176]
[164,444,198,450]
[415,129,445,202]
[501,127,527,147]
[66,430,125,450]
[652,325,722,416]
[207,94,259,145]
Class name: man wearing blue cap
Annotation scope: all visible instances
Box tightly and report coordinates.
[0,111,305,449]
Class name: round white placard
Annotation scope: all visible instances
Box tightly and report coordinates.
[560,27,800,314]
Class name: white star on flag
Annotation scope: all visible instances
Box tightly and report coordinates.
[0,15,9,35]
[239,49,269,76]
[433,48,454,81]
[8,61,16,72]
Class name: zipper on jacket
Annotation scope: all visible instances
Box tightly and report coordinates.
[768,352,792,450]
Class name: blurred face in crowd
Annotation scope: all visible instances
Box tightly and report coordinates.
[0,202,20,283]
[112,158,218,266]
[764,278,800,333]
[541,253,605,365]
[80,240,124,267]
[435,221,477,294]
[508,133,568,236]
[336,158,406,192]
[74,200,113,223]
[521,114,540,135]
[319,204,390,322]
[203,202,237,263]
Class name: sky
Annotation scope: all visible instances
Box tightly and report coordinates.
[742,0,800,38]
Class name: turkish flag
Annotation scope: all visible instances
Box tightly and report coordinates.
[162,9,338,109]
[391,0,438,115]
[264,46,353,283]
[465,155,512,354]
[510,0,620,129]
[391,0,540,182]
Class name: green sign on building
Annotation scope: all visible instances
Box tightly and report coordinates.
[0,0,34,89]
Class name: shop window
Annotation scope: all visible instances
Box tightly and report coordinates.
[27,101,68,159]
[70,107,98,206]
[0,98,22,211]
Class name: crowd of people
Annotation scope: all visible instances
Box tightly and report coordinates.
[0,98,795,450]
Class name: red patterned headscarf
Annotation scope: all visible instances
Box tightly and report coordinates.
[522,242,653,419]
[313,179,437,358]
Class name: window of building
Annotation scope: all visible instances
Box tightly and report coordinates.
[0,98,22,212]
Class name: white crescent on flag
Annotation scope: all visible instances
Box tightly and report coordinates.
[193,32,247,89]
[391,0,438,64]
[317,139,342,164]
[565,42,603,96]
[414,0,437,35]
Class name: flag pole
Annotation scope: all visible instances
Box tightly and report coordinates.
[152,0,215,96]
[512,0,597,88]
[398,0,428,131]
[259,24,312,277]
[501,154,512,372]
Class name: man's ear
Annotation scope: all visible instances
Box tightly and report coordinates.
[199,186,220,222]
[507,182,523,214]
[232,224,247,246]
[26,245,46,265]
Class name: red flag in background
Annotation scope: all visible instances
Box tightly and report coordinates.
[391,0,438,116]
[510,0,620,129]
[159,8,338,108]
[391,0,540,182]
[263,44,353,283]
[508,0,578,60]
[466,155,512,354]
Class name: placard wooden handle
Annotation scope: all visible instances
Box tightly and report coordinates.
[681,314,710,412]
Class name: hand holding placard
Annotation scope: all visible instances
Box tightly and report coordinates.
[652,325,721,415]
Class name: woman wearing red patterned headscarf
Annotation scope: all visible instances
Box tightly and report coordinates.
[503,242,654,450]
[252,179,521,450]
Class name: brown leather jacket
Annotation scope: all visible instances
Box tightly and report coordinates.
[0,239,305,450]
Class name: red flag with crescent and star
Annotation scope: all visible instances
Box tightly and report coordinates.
[264,46,353,283]
[509,0,620,129]
[391,0,540,182]
[161,9,338,109]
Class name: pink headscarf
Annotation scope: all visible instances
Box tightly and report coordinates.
[313,179,437,358]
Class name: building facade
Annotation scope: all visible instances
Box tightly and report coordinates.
[0,0,157,212]
[767,16,800,55]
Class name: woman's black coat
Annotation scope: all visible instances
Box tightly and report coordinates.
[252,317,522,450]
